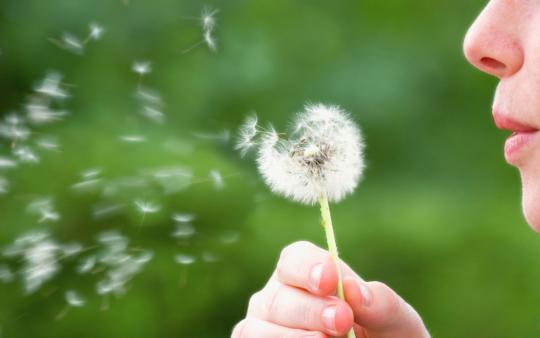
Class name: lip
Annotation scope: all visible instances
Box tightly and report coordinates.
[493,113,539,164]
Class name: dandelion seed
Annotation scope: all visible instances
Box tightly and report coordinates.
[71,179,101,192]
[235,114,259,157]
[92,203,124,220]
[65,290,85,307]
[171,223,196,239]
[88,22,105,41]
[35,136,61,151]
[172,212,195,223]
[135,87,162,106]
[219,231,240,245]
[81,168,102,179]
[192,129,230,143]
[26,98,67,124]
[182,6,219,53]
[119,134,146,143]
[0,123,31,145]
[3,231,62,294]
[134,199,160,226]
[12,146,38,163]
[60,32,84,54]
[77,256,96,274]
[34,72,69,99]
[0,265,14,283]
[0,177,9,195]
[132,61,152,75]
[0,157,17,169]
[201,251,220,263]
[148,166,193,194]
[141,106,165,124]
[209,169,224,190]
[174,254,196,265]
[61,243,83,257]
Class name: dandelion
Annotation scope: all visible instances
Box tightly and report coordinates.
[35,136,61,151]
[182,6,219,54]
[237,102,365,338]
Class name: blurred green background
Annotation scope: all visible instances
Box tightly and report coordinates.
[1,1,539,337]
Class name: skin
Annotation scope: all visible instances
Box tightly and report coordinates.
[233,1,538,336]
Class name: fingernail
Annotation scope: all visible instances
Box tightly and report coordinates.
[308,263,323,292]
[357,280,372,306]
[322,305,337,333]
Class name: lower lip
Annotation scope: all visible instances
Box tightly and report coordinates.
[504,131,538,164]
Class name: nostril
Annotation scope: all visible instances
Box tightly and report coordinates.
[480,57,506,71]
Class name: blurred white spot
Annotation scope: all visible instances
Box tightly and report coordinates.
[171,223,196,239]
[65,290,85,307]
[209,169,224,190]
[89,22,105,41]
[174,254,196,265]
[132,61,152,75]
[119,134,146,143]
[0,265,14,283]
[219,231,240,245]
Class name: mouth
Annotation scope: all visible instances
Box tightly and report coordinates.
[493,113,539,164]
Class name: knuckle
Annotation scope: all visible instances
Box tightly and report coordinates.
[262,284,285,320]
[231,319,247,338]
[247,290,263,315]
[280,241,313,260]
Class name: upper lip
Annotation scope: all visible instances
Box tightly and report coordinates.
[492,112,538,133]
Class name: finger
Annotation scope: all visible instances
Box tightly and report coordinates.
[276,241,339,296]
[343,277,427,336]
[248,282,354,337]
[231,318,327,338]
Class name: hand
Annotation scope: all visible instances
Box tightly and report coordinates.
[232,241,430,338]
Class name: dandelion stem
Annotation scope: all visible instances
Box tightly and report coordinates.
[318,193,356,338]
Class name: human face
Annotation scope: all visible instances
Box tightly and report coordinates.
[463,0,540,231]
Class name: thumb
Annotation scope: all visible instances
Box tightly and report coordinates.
[343,277,429,338]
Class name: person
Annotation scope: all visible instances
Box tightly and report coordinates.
[232,1,539,337]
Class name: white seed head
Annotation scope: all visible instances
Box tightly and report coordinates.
[256,103,365,205]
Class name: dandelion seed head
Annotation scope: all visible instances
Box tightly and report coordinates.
[256,103,365,205]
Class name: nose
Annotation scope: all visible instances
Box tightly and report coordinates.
[463,3,524,79]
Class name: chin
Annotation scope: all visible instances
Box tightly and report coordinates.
[521,174,540,232]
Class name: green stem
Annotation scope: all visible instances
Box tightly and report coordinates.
[319,194,356,338]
